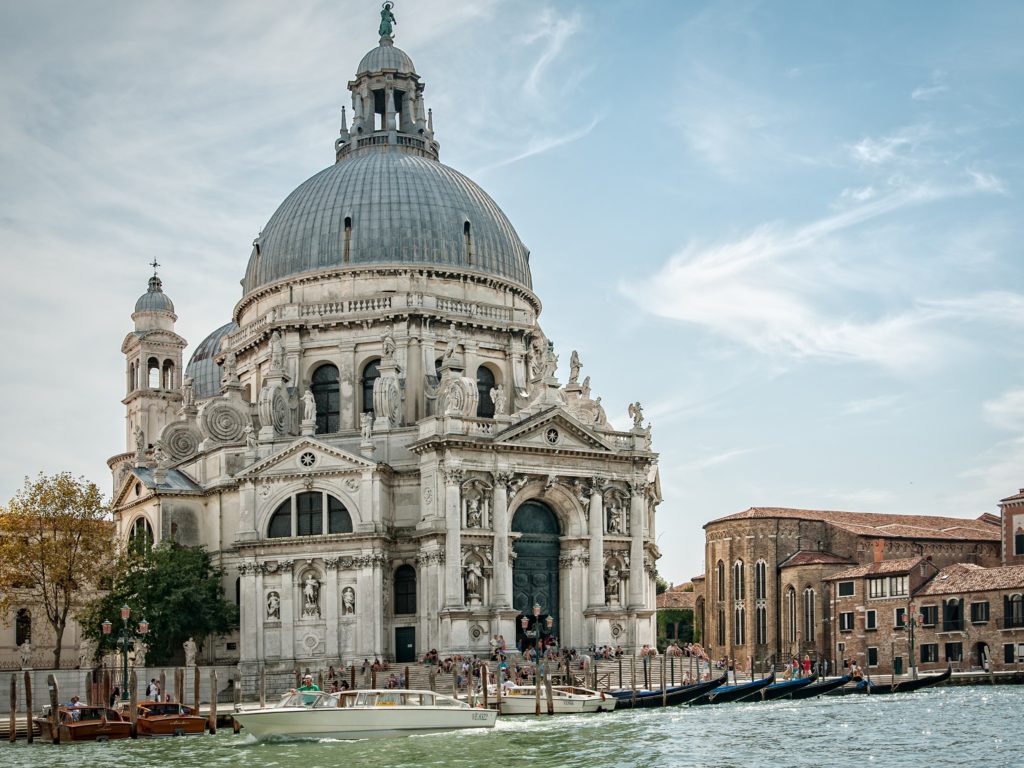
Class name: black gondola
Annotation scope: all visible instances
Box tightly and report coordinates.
[688,672,775,705]
[756,674,816,701]
[610,672,728,709]
[788,675,852,699]
[859,664,952,695]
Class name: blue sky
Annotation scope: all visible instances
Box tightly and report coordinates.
[1,1,1022,585]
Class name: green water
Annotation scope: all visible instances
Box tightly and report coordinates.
[4,686,1020,768]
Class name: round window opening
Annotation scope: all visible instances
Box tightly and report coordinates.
[299,452,317,468]
[545,428,559,445]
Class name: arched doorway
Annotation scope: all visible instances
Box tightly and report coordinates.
[511,500,560,651]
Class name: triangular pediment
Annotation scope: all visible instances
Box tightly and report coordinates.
[237,437,377,479]
[493,408,614,453]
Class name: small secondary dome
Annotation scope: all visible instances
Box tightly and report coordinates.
[185,321,238,400]
[134,274,175,314]
[357,37,415,75]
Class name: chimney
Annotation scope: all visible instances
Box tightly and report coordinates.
[872,539,884,563]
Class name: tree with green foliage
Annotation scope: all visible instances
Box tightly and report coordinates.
[0,473,115,668]
[79,541,235,666]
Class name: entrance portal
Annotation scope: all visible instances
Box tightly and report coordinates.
[511,501,560,650]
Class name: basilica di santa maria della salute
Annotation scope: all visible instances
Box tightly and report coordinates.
[108,15,661,673]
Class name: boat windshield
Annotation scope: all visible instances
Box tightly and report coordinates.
[277,691,332,708]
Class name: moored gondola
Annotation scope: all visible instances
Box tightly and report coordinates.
[610,672,728,709]
[688,672,775,705]
[756,675,815,701]
[858,664,952,695]
[788,675,852,700]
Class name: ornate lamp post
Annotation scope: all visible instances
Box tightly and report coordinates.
[521,603,556,653]
[102,604,150,701]
[902,603,923,680]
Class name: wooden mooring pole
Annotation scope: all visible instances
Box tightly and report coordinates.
[533,666,541,715]
[24,672,34,744]
[630,655,637,707]
[46,674,58,745]
[429,665,436,692]
[129,669,139,738]
[233,672,242,734]
[481,663,489,709]
[159,670,167,702]
[544,664,554,715]
[194,666,201,711]
[9,674,16,743]
[259,666,266,708]
[175,668,184,703]
[661,655,667,707]
[208,670,218,735]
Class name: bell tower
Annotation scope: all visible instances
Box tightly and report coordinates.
[120,264,187,457]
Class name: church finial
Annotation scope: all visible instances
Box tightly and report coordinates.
[150,258,161,276]
[379,1,396,40]
[340,106,348,132]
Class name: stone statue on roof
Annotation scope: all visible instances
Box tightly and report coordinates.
[379,2,396,38]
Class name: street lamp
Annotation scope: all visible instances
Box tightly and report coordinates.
[102,604,150,701]
[521,603,556,653]
[902,603,923,680]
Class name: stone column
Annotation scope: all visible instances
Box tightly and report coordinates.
[324,560,339,659]
[492,472,512,608]
[587,480,605,609]
[239,564,257,663]
[280,561,295,661]
[238,481,258,542]
[628,482,646,609]
[443,465,464,608]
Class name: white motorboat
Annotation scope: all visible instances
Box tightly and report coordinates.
[494,684,616,715]
[232,689,497,741]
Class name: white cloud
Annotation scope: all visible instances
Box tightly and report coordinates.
[911,70,949,101]
[520,9,582,99]
[841,395,904,416]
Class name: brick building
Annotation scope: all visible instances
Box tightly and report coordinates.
[696,507,1005,670]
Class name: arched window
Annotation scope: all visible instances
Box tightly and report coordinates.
[476,365,495,418]
[162,359,175,390]
[128,361,136,393]
[267,492,353,538]
[130,517,154,553]
[361,359,380,414]
[716,560,725,601]
[394,565,417,615]
[756,604,768,645]
[311,364,340,434]
[716,607,725,645]
[15,609,31,646]
[733,560,745,601]
[343,217,352,263]
[464,221,473,265]
[754,560,767,600]
[328,496,353,534]
[1009,593,1024,625]
[786,587,797,644]
[803,587,816,642]
[734,605,745,645]
[147,357,160,388]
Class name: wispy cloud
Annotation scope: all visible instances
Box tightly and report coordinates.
[681,446,765,472]
[521,9,582,99]
[472,114,602,174]
[911,70,949,101]
[841,395,904,416]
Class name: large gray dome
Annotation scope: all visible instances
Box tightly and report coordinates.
[242,151,532,295]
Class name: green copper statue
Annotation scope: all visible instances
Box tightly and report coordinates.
[379,2,396,38]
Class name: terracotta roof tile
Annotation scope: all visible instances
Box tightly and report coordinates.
[658,589,696,610]
[824,556,925,581]
[916,563,1024,595]
[706,507,999,542]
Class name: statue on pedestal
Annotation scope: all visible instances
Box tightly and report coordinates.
[302,389,317,422]
[568,350,582,385]
[183,637,197,667]
[19,641,32,670]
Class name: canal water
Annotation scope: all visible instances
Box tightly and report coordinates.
[3,685,1020,768]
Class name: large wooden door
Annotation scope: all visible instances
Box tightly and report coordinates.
[394,626,416,663]
[512,501,561,635]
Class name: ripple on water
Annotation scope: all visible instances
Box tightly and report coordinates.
[1,686,1020,768]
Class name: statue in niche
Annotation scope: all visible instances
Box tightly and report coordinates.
[490,384,507,415]
[302,389,317,422]
[244,424,257,451]
[628,401,644,430]
[302,574,321,618]
[134,426,146,456]
[465,561,483,598]
[360,411,374,440]
[568,350,582,385]
[607,502,623,534]
[382,325,397,362]
[183,637,198,667]
[181,376,195,407]
[605,568,621,603]
[342,586,356,615]
[466,497,482,528]
[266,590,281,620]
[270,331,284,371]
